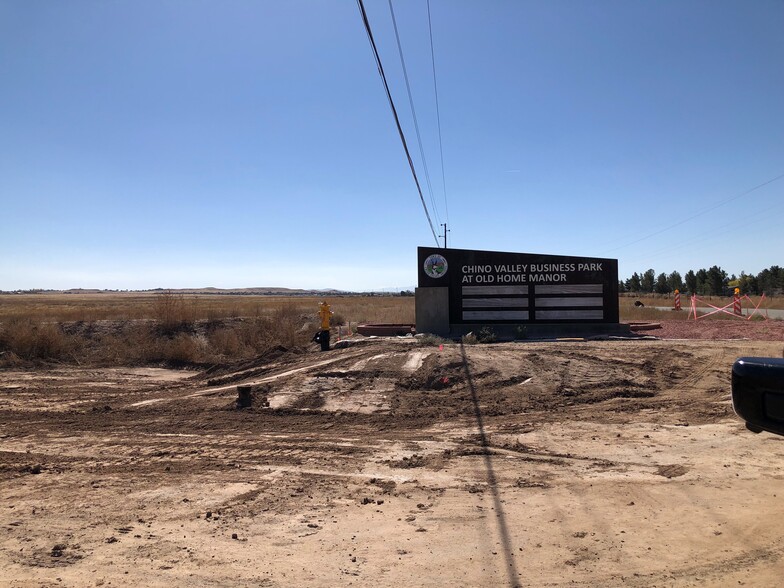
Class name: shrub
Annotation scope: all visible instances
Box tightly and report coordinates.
[0,319,72,361]
[152,291,190,335]
[477,327,497,343]
[159,333,206,365]
[461,332,478,345]
[417,334,449,347]
[207,327,244,358]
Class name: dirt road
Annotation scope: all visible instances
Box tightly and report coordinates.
[2,336,784,586]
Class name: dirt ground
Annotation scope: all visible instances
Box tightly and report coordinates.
[2,323,784,587]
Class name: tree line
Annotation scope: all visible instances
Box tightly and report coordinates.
[619,265,784,296]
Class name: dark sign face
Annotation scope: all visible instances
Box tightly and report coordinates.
[418,247,619,324]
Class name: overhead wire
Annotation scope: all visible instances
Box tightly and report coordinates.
[355,0,440,247]
[427,0,449,226]
[387,0,440,226]
[599,171,784,255]
[621,197,784,268]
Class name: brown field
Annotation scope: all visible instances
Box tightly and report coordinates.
[0,293,415,325]
[0,291,779,333]
[0,292,780,367]
[3,292,780,322]
[2,294,784,586]
[0,294,415,367]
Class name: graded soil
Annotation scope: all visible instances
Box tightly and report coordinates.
[2,331,784,586]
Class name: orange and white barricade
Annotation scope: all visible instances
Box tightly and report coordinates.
[690,293,768,321]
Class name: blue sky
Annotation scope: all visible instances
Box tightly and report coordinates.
[1,0,782,291]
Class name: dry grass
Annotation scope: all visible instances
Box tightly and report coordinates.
[0,319,76,361]
[0,293,414,324]
[620,292,784,309]
[619,293,783,322]
[0,311,313,367]
[3,291,776,366]
[0,293,415,367]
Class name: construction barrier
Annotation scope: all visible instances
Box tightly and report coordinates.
[689,293,769,321]
[336,322,353,342]
[674,289,681,311]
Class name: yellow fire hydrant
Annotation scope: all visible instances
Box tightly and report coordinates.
[315,301,333,351]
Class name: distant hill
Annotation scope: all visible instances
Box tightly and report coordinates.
[2,287,411,296]
[138,287,355,296]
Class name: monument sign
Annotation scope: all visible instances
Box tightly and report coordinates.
[416,246,620,337]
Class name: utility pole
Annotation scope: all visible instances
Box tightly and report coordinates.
[440,223,450,248]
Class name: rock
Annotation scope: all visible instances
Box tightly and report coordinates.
[51,544,66,557]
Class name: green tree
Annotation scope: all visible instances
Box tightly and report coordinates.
[654,272,670,294]
[757,265,784,295]
[707,265,728,296]
[627,272,641,292]
[684,270,697,294]
[696,269,708,295]
[738,272,759,295]
[666,271,684,292]
[640,269,655,293]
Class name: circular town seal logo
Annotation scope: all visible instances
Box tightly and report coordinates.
[423,254,448,279]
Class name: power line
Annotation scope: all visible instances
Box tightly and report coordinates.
[599,171,784,255]
[387,0,440,226]
[621,197,784,268]
[355,0,440,247]
[427,0,449,226]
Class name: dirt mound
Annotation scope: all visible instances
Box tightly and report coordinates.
[384,344,693,421]
[199,344,313,386]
